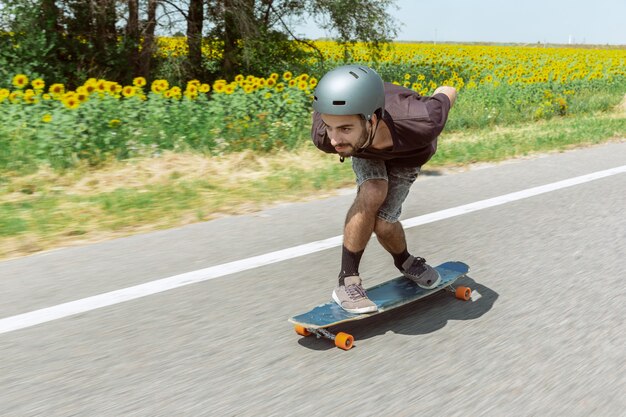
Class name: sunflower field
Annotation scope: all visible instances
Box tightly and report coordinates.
[2,40,625,172]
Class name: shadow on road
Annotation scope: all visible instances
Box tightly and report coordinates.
[419,169,445,177]
[297,275,498,351]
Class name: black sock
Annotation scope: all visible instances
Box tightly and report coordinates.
[338,246,364,285]
[392,248,411,271]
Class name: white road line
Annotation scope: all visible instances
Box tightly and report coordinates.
[1,164,625,335]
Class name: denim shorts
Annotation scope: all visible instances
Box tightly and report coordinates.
[352,157,421,223]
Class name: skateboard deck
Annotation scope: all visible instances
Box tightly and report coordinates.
[289,261,471,350]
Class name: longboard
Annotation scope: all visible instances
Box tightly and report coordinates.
[289,261,471,350]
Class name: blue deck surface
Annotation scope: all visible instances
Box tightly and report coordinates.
[289,261,469,328]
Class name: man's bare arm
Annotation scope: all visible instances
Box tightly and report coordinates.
[433,86,457,107]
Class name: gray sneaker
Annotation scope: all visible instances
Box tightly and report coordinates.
[332,276,378,314]
[401,256,441,289]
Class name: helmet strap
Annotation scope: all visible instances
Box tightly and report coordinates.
[358,117,379,152]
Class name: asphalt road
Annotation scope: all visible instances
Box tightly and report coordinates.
[1,141,625,416]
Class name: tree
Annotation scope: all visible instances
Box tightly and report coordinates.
[138,0,159,77]
[203,0,398,78]
[186,0,204,78]
[311,0,398,57]
[0,0,398,85]
[126,0,140,74]
[0,0,67,82]
[208,0,396,76]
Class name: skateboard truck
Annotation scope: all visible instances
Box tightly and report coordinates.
[294,326,355,350]
[446,284,472,301]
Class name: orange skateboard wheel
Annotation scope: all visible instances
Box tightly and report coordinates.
[294,325,311,336]
[335,332,354,350]
[455,286,472,301]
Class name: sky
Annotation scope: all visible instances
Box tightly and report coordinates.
[294,0,626,45]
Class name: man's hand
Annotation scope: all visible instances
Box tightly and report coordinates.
[433,86,457,107]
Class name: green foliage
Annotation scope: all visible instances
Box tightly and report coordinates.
[0,85,313,172]
[447,78,626,130]
[311,0,397,51]
[2,73,624,174]
[0,2,64,86]
[238,30,313,76]
[0,0,137,88]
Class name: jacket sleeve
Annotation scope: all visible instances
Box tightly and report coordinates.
[310,112,337,154]
[391,93,451,152]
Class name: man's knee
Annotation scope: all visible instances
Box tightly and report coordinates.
[356,179,388,212]
[374,217,397,238]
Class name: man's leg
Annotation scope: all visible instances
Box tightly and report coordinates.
[374,219,408,257]
[331,159,388,314]
[372,164,441,289]
[371,163,417,262]
[339,179,388,281]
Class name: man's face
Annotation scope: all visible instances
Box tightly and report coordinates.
[320,114,369,157]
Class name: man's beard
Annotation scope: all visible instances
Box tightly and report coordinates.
[336,124,370,157]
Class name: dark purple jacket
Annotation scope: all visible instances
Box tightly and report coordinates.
[311,82,451,167]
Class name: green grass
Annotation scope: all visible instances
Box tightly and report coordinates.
[432,113,626,165]
[0,110,624,260]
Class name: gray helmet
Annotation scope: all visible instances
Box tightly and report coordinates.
[312,65,385,120]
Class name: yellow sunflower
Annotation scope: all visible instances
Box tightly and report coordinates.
[23,89,38,104]
[62,93,80,109]
[133,77,147,87]
[151,79,169,94]
[9,91,23,103]
[75,86,90,102]
[49,83,65,96]
[0,88,10,102]
[122,86,137,98]
[83,81,97,94]
[96,80,108,93]
[106,82,120,95]
[32,78,45,90]
[12,74,29,89]
[169,86,182,98]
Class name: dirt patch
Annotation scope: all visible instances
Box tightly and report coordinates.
[2,148,330,200]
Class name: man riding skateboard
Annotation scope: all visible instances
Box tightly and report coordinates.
[311,65,457,314]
